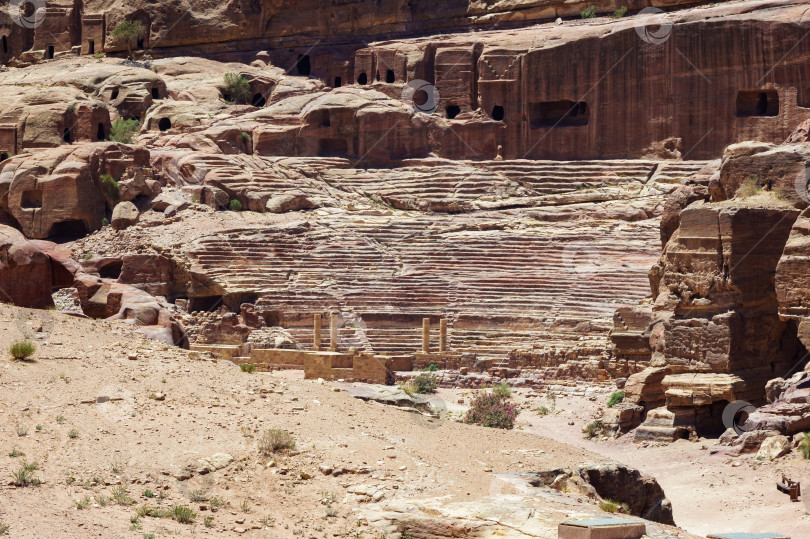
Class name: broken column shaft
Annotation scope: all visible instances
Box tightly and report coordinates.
[313,313,322,351]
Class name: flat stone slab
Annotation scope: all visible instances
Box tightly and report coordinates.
[558,517,646,539]
[706,534,790,539]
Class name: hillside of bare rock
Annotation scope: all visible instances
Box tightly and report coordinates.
[2,0,810,536]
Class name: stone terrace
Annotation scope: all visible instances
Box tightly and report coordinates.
[186,210,662,360]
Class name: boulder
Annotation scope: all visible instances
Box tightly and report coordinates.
[265,194,317,213]
[756,435,791,460]
[727,429,781,456]
[151,190,190,212]
[0,225,58,308]
[111,201,139,230]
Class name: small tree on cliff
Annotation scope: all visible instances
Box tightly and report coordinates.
[112,20,146,58]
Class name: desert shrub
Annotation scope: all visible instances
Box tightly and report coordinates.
[398,379,417,396]
[612,5,627,18]
[258,428,296,455]
[100,173,120,202]
[798,431,810,459]
[599,499,630,514]
[108,118,140,144]
[425,363,438,372]
[239,362,255,373]
[223,73,251,104]
[12,461,40,487]
[736,177,761,198]
[412,373,438,394]
[189,489,208,502]
[229,199,243,212]
[10,339,35,360]
[492,381,512,399]
[534,406,550,416]
[0,522,9,535]
[463,393,519,429]
[583,420,604,439]
[241,131,251,143]
[171,505,196,524]
[581,5,597,18]
[112,485,134,505]
[607,390,625,408]
[137,506,171,518]
[68,428,79,439]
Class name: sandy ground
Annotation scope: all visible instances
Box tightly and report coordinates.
[0,305,624,538]
[433,387,810,538]
[4,302,804,537]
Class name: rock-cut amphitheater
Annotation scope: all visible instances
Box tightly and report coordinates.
[2,0,810,537]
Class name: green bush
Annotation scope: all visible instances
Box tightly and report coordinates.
[108,118,140,144]
[111,20,145,57]
[10,340,35,360]
[492,381,512,399]
[223,73,251,105]
[463,393,519,429]
[607,390,625,408]
[100,173,120,202]
[612,6,627,18]
[241,131,251,143]
[412,373,438,394]
[599,499,630,514]
[581,5,597,18]
[171,505,196,524]
[239,362,255,373]
[425,363,438,372]
[229,199,243,212]
[583,420,604,439]
[12,461,40,487]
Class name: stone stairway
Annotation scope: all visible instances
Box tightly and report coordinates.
[321,159,666,211]
[186,209,662,359]
[164,154,708,214]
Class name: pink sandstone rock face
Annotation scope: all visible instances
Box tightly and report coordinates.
[0,224,63,308]
[622,124,810,441]
[0,142,152,239]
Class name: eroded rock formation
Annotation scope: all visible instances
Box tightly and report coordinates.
[620,127,810,441]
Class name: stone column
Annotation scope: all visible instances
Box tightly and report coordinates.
[313,314,322,351]
[439,319,447,352]
[422,318,430,353]
[330,313,338,351]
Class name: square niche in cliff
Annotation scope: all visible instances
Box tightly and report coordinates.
[736,90,779,117]
[530,100,589,128]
